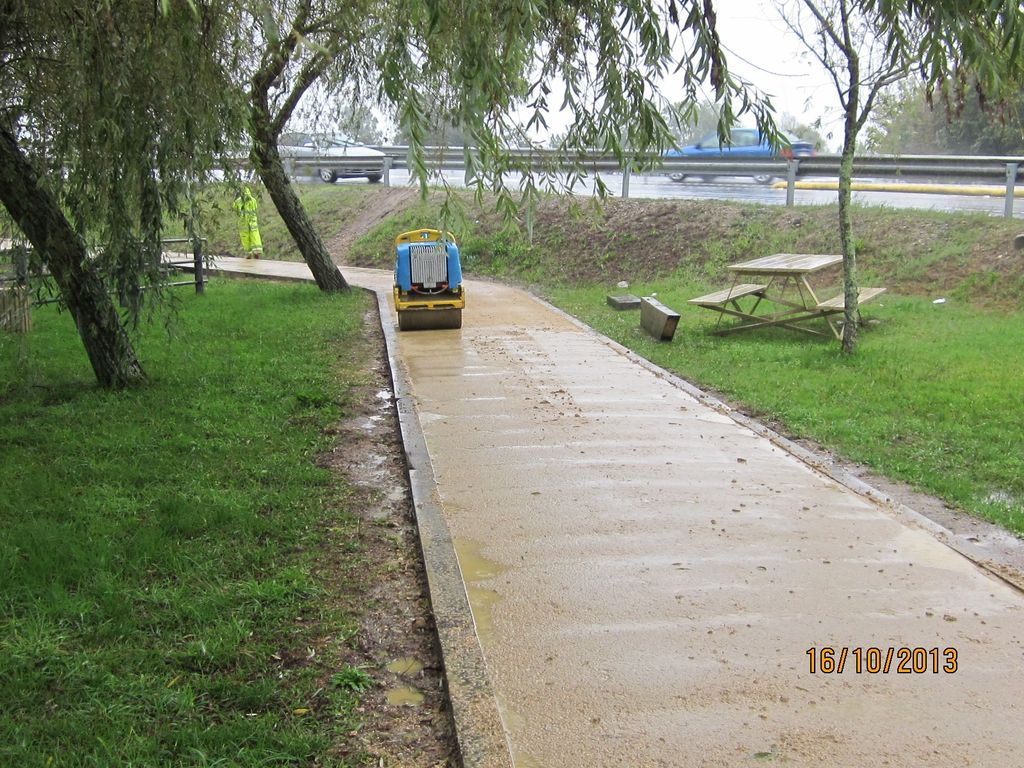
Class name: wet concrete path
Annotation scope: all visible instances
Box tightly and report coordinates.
[209,258,1023,767]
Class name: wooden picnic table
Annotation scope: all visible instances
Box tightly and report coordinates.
[689,253,885,339]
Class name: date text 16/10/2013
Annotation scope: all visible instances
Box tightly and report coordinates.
[805,646,958,674]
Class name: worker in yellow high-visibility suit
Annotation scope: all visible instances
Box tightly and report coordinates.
[233,186,263,258]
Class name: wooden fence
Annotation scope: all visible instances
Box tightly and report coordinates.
[0,238,206,334]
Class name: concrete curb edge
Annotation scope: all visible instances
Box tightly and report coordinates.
[371,289,515,768]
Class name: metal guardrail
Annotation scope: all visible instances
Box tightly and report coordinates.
[368,146,655,174]
[358,146,1024,217]
[785,156,1023,217]
[259,143,1024,216]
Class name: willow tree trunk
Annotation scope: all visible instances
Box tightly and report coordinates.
[838,67,862,355]
[0,124,145,388]
[249,138,349,293]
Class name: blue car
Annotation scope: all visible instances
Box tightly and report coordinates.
[665,128,816,184]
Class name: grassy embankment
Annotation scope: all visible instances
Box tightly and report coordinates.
[0,281,376,764]
[345,189,1023,535]
[196,184,371,260]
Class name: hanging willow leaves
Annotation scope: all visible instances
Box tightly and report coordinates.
[0,0,248,386]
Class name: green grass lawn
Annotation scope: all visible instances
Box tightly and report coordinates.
[549,279,1024,536]
[0,281,374,765]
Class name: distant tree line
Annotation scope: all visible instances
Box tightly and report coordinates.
[865,81,1024,156]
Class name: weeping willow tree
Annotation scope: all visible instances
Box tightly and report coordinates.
[0,0,247,387]
[242,0,774,291]
[379,0,773,202]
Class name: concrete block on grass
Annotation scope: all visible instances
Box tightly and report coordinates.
[640,296,680,341]
[607,293,642,310]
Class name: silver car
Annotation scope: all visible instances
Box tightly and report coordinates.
[278,132,386,183]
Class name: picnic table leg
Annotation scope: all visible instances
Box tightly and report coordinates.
[718,274,832,337]
[717,274,787,334]
[795,275,841,338]
[796,275,842,338]
[822,300,842,338]
[714,315,829,336]
[798,276,822,308]
[714,274,743,331]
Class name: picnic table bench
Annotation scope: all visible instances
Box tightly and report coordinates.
[689,283,769,308]
[814,286,887,311]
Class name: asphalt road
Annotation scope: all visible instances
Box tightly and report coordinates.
[307,169,1024,218]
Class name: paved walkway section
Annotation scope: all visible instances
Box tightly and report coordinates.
[206,257,1024,768]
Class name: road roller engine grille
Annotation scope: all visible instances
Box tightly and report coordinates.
[409,243,450,292]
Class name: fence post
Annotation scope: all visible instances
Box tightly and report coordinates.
[193,237,205,295]
[15,245,27,286]
[383,156,392,188]
[1005,163,1018,218]
[621,162,631,199]
[0,286,30,332]
[786,160,799,207]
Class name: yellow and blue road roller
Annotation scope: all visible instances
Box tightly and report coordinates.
[393,228,465,331]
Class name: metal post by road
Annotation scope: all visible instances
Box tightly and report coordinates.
[786,160,799,207]
[621,163,631,199]
[1005,163,1018,218]
[192,237,205,295]
[383,157,392,188]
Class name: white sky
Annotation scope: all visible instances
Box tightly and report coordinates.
[528,0,847,150]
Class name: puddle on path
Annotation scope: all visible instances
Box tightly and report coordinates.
[501,705,541,768]
[386,657,424,676]
[465,585,500,643]
[356,413,383,433]
[385,686,424,706]
[453,539,508,645]
[454,538,507,581]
